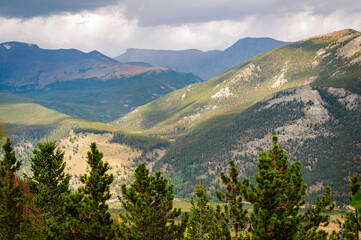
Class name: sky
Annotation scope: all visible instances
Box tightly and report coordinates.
[0,0,361,57]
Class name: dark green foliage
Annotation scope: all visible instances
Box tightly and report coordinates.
[60,142,115,239]
[27,141,71,239]
[242,136,334,239]
[1,138,21,174]
[216,160,248,240]
[60,191,115,240]
[111,131,170,153]
[339,211,360,240]
[244,136,307,239]
[119,163,188,239]
[59,143,115,239]
[297,186,334,239]
[211,205,232,240]
[187,185,215,240]
[73,127,110,135]
[79,142,114,204]
[0,138,39,239]
[332,174,361,239]
[350,174,361,199]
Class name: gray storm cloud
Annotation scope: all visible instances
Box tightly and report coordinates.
[0,0,119,18]
[121,0,361,27]
[0,0,360,57]
[1,0,360,25]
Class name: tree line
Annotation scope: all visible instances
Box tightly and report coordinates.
[0,136,360,239]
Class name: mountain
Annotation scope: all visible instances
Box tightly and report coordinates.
[117,29,361,135]
[115,37,289,79]
[0,42,202,122]
[116,29,361,202]
[152,85,361,203]
[0,41,164,89]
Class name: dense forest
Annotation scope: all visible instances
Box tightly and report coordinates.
[1,136,361,239]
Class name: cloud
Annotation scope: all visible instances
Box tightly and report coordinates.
[0,0,119,19]
[120,0,285,26]
[0,8,137,56]
[119,0,361,27]
[0,1,360,58]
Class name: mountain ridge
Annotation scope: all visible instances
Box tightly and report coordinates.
[0,41,202,122]
[113,29,361,202]
[115,37,290,80]
[116,29,361,136]
[0,41,165,89]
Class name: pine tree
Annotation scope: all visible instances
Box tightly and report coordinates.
[0,138,39,239]
[216,160,248,240]
[243,136,333,239]
[27,140,71,238]
[296,186,334,239]
[330,174,361,239]
[78,142,115,239]
[119,163,188,239]
[59,142,115,239]
[79,142,114,205]
[345,173,361,239]
[187,184,215,240]
[1,138,21,174]
[211,206,232,240]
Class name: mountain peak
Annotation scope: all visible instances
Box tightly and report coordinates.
[1,41,39,50]
[116,37,288,79]
[304,28,359,41]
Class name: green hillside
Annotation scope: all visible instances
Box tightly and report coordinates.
[113,29,361,203]
[150,86,360,203]
[0,93,119,131]
[4,69,201,123]
[117,29,361,136]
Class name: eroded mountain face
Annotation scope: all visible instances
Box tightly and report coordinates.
[154,84,361,202]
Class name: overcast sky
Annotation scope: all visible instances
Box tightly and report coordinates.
[0,0,361,57]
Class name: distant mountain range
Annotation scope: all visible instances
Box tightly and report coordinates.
[0,41,167,89]
[0,41,202,122]
[115,37,290,80]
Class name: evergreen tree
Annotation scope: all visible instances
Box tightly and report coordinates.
[216,160,248,240]
[331,174,361,239]
[345,174,361,239]
[79,142,114,205]
[59,142,115,239]
[0,138,39,239]
[187,184,215,240]
[27,140,71,238]
[296,186,334,239]
[243,136,333,239]
[211,205,232,240]
[1,138,21,174]
[119,163,188,239]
